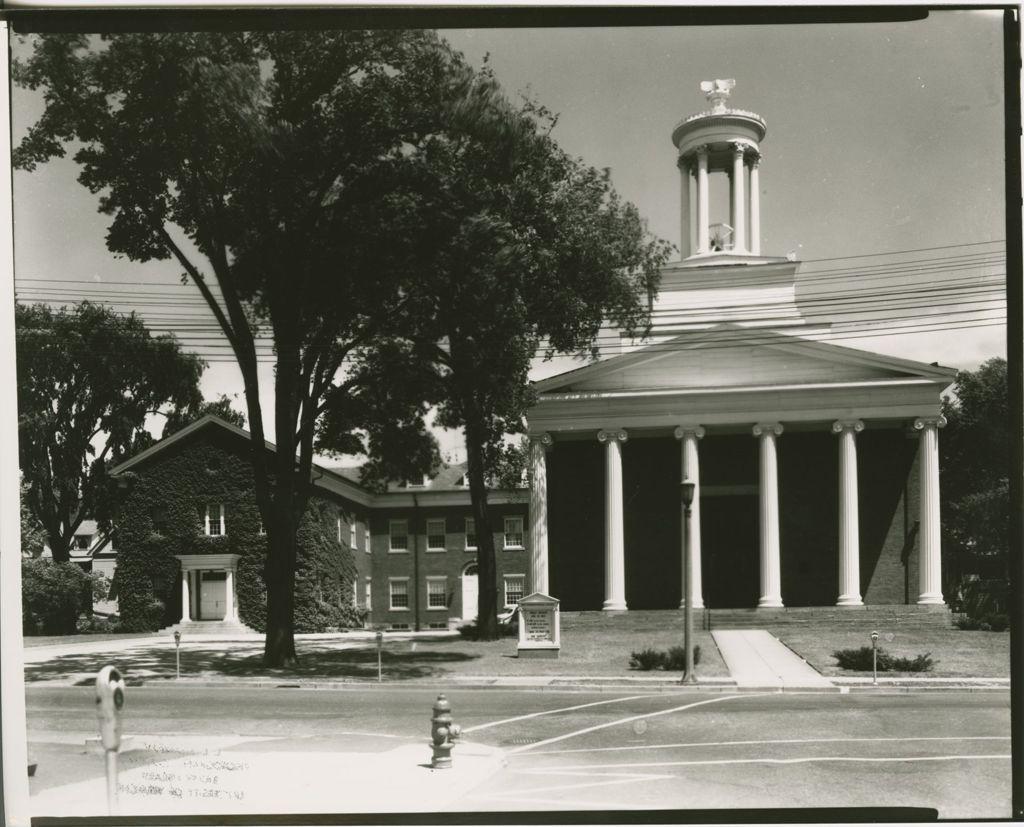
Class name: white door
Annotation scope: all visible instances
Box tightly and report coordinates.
[199,573,227,620]
[461,564,478,621]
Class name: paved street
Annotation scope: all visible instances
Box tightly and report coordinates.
[26,684,1011,819]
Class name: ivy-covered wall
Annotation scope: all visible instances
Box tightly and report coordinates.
[113,427,363,632]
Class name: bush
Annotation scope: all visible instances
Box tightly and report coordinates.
[629,645,702,671]
[832,646,934,672]
[76,614,122,634]
[954,612,1009,632]
[22,559,94,635]
[457,616,518,640]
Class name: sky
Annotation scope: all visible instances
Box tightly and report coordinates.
[10,10,1008,456]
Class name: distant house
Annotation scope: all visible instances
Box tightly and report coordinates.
[106,415,528,632]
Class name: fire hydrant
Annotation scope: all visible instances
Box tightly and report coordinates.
[430,694,462,769]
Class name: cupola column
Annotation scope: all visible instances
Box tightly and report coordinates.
[749,155,761,255]
[695,147,710,255]
[678,159,692,259]
[528,432,553,595]
[730,143,747,253]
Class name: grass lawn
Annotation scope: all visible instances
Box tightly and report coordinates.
[22,628,728,684]
[777,627,1010,678]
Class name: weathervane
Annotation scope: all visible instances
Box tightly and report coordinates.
[700,78,736,113]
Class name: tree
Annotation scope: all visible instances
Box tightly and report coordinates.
[20,474,45,558]
[940,357,1010,585]
[162,394,246,438]
[16,302,203,563]
[14,30,504,665]
[394,76,671,638]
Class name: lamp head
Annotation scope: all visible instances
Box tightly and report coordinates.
[680,481,696,507]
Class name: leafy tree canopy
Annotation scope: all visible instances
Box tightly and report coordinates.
[940,357,1009,567]
[13,29,522,664]
[162,393,246,438]
[16,301,203,562]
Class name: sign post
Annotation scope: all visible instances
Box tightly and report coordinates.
[376,630,383,682]
[516,593,560,658]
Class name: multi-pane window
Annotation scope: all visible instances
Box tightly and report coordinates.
[204,504,225,537]
[365,578,372,610]
[337,516,343,543]
[389,578,409,610]
[75,535,91,550]
[389,520,408,552]
[465,518,477,551]
[503,516,524,549]
[362,522,371,553]
[151,506,168,535]
[426,519,446,552]
[257,518,266,536]
[427,577,448,610]
[504,574,525,607]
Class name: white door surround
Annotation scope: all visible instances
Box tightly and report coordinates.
[461,562,479,621]
[175,553,241,623]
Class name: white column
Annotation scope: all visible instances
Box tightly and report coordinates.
[529,432,553,595]
[749,156,761,256]
[678,159,691,259]
[674,426,705,609]
[730,143,746,253]
[696,146,710,254]
[753,423,784,608]
[225,568,236,621]
[598,429,628,611]
[833,420,865,606]
[914,415,947,605]
[180,569,191,623]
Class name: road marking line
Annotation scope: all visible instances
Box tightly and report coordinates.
[524,754,1012,771]
[527,735,1012,756]
[507,693,770,755]
[461,694,654,734]
[473,771,676,798]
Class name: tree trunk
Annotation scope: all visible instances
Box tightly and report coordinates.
[263,500,298,667]
[465,418,499,640]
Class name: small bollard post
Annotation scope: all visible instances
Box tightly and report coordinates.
[174,631,181,680]
[376,630,383,683]
[870,630,879,686]
[430,694,461,769]
[95,665,126,815]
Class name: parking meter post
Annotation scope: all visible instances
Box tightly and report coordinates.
[174,631,181,680]
[95,666,126,815]
[376,631,383,683]
[871,630,879,686]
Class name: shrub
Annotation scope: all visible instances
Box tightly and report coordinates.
[629,645,702,671]
[629,648,666,670]
[22,559,93,635]
[76,614,122,634]
[954,612,1009,632]
[832,646,934,672]
[457,617,518,640]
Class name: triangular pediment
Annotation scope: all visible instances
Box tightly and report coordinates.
[534,326,956,395]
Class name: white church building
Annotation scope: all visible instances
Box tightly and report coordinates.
[522,80,956,615]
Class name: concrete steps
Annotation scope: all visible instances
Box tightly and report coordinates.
[160,619,261,638]
[560,605,953,633]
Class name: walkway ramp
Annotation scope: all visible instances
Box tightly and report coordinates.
[712,629,834,689]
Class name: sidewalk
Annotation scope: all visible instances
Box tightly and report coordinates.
[29,731,504,817]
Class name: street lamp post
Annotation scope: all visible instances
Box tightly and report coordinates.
[680,480,697,685]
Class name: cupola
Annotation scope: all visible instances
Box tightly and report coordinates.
[672,79,766,258]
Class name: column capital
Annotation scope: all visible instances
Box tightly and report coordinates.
[674,425,706,440]
[831,419,865,435]
[598,429,628,444]
[695,144,710,158]
[912,415,947,432]
[730,140,747,157]
[747,150,762,167]
[529,432,554,450]
[752,422,784,438]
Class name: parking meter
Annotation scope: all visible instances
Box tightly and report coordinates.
[870,631,879,686]
[174,630,182,679]
[376,631,383,683]
[95,665,126,751]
